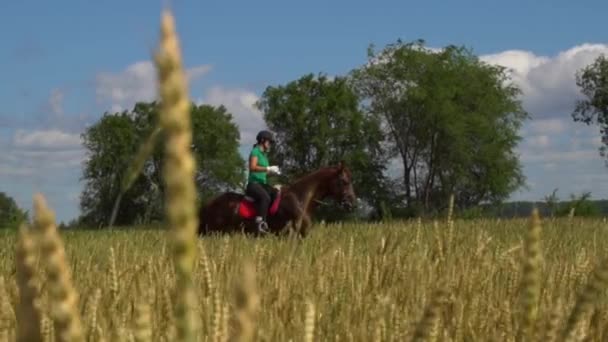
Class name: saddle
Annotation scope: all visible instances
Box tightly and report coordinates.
[237,191,282,219]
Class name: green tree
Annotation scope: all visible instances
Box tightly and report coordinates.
[255,73,394,219]
[572,54,608,164]
[0,192,27,229]
[80,101,245,227]
[555,191,601,217]
[350,39,528,214]
[543,188,560,217]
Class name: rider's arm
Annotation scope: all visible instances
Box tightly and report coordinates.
[249,155,267,172]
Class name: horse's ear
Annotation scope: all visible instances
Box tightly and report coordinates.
[338,160,345,170]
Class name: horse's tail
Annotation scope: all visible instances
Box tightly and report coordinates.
[197,194,220,235]
[197,191,244,235]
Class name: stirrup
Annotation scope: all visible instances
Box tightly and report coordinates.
[257,220,269,234]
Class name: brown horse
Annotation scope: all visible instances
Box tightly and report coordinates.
[197,161,357,237]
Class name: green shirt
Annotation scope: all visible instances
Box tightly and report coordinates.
[248,146,269,184]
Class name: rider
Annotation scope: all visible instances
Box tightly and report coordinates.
[247,130,281,233]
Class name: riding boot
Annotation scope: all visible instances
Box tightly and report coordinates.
[255,216,269,234]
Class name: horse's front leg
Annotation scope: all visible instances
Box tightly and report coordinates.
[285,216,310,239]
[294,213,312,238]
[283,193,311,238]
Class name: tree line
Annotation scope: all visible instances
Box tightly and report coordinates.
[2,39,607,229]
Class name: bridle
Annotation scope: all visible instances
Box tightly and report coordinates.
[335,172,354,209]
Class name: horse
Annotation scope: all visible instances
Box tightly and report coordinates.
[197,161,357,237]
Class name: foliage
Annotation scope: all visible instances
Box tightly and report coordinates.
[80,110,147,227]
[350,39,529,215]
[543,188,560,218]
[0,192,27,229]
[482,198,608,218]
[554,191,602,217]
[79,101,245,228]
[255,73,396,218]
[572,54,608,165]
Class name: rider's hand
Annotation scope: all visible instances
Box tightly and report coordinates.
[267,165,281,175]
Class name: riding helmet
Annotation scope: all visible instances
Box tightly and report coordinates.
[256,130,275,143]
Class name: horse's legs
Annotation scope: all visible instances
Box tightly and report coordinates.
[295,214,312,238]
[280,193,312,238]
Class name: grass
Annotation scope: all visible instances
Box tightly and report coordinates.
[2,216,608,341]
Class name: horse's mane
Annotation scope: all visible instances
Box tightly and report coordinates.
[283,165,342,191]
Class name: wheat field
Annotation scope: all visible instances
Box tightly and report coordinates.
[2,214,608,341]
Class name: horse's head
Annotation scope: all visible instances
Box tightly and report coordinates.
[326,161,357,211]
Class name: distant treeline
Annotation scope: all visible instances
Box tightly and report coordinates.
[484,200,608,218]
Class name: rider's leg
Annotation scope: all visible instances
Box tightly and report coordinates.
[262,183,278,204]
[246,182,271,231]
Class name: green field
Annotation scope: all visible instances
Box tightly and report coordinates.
[2,216,608,341]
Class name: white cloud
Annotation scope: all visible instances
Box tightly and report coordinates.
[526,118,568,135]
[186,65,213,81]
[0,165,36,177]
[95,61,156,112]
[527,135,550,148]
[520,150,598,163]
[17,149,85,167]
[591,136,603,148]
[198,86,267,144]
[95,60,212,112]
[480,43,608,119]
[13,129,82,150]
[517,114,604,160]
[543,163,557,171]
[0,128,88,224]
[1,129,87,195]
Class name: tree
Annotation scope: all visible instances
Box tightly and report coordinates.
[555,191,601,217]
[350,39,529,214]
[543,188,560,217]
[255,73,395,219]
[0,192,27,229]
[572,54,608,164]
[80,101,245,227]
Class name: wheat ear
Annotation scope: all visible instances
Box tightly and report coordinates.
[15,223,43,342]
[154,9,199,342]
[562,256,608,340]
[412,287,448,342]
[33,193,84,342]
[304,300,316,342]
[231,262,260,342]
[517,207,542,342]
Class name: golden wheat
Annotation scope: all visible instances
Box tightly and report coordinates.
[33,193,84,342]
[2,215,608,340]
[15,223,43,342]
[154,9,199,342]
[231,261,259,342]
[517,207,542,341]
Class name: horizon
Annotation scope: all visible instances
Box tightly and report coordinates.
[1,0,608,222]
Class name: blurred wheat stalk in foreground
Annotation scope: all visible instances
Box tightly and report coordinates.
[154,9,199,342]
[3,9,205,342]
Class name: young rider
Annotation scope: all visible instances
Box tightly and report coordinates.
[247,130,281,233]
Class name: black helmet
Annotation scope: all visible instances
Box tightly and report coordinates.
[256,130,274,143]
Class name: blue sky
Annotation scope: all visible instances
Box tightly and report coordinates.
[1,0,607,222]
